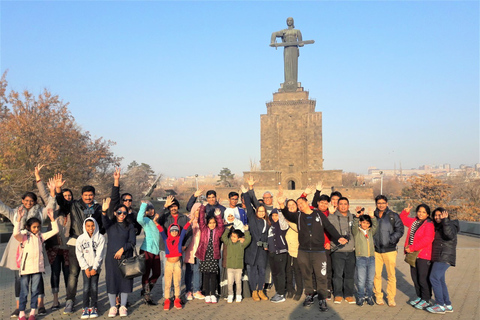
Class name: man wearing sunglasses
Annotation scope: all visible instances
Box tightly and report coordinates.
[110,168,142,236]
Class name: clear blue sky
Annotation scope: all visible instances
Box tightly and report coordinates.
[1,1,478,177]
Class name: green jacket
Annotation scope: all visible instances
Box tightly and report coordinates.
[352,216,378,257]
[221,229,251,269]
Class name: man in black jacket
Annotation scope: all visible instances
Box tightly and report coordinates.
[281,196,347,312]
[372,195,404,307]
[54,173,104,315]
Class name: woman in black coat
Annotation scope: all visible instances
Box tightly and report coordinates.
[426,208,459,314]
[244,192,270,301]
[101,199,136,317]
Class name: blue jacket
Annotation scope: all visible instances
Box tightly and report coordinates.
[373,207,404,253]
[137,203,160,255]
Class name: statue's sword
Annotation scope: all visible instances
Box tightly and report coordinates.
[270,40,315,50]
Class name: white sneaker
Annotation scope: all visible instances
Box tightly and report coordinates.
[205,295,212,304]
[119,306,127,317]
[108,306,117,318]
[211,295,217,304]
[236,295,242,303]
[227,295,234,303]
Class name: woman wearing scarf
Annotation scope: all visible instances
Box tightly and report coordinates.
[400,203,435,310]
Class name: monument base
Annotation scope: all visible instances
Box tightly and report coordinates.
[243,169,342,191]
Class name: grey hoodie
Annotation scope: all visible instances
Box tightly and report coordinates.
[75,217,106,271]
[328,210,355,252]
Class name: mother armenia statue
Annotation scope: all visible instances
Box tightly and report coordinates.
[270,17,314,92]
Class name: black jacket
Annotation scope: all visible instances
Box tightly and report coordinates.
[282,207,341,252]
[56,193,104,240]
[243,192,269,268]
[431,218,459,266]
[373,207,404,253]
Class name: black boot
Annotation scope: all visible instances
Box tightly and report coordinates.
[144,284,157,306]
[303,294,314,307]
[319,299,329,312]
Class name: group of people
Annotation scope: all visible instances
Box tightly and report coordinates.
[0,167,459,319]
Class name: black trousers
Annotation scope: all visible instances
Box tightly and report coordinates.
[286,255,303,295]
[410,258,432,301]
[202,272,218,296]
[269,252,287,295]
[331,251,356,297]
[297,250,328,299]
[326,249,332,292]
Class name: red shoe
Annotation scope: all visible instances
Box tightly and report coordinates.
[174,298,182,310]
[163,299,171,311]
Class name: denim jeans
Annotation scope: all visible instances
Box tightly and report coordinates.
[82,270,100,308]
[356,256,375,299]
[19,273,42,311]
[50,253,69,294]
[66,245,80,301]
[185,258,202,293]
[430,262,451,305]
[248,263,266,291]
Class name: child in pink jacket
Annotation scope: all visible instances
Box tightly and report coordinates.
[14,208,58,320]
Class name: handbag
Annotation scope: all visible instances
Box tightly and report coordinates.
[117,244,146,279]
[404,250,420,267]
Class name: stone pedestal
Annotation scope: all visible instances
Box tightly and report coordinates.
[244,87,342,190]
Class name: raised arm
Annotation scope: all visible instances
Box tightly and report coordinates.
[246,176,260,209]
[136,202,148,227]
[179,221,192,246]
[110,168,122,209]
[54,173,70,212]
[41,209,59,241]
[101,198,114,230]
[0,198,15,222]
[13,207,26,242]
[242,230,252,248]
[186,188,203,212]
[214,208,225,234]
[400,204,415,227]
[35,164,51,206]
[243,192,257,223]
[154,215,168,241]
[440,212,459,240]
[198,205,206,230]
[221,228,230,243]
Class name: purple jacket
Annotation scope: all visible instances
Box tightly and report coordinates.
[195,205,225,261]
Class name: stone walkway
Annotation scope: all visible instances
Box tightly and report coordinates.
[0,233,478,320]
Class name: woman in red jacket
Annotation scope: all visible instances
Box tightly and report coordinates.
[400,203,435,310]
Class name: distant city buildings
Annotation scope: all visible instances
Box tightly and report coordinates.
[366,163,480,182]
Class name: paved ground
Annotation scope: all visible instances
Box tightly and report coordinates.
[0,232,478,320]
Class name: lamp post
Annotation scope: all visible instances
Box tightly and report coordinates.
[380,171,384,195]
